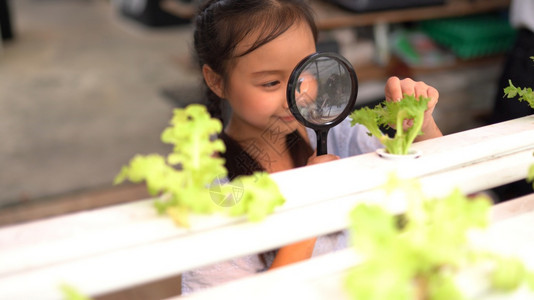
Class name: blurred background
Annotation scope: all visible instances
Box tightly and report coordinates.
[0,0,522,225]
[0,0,204,223]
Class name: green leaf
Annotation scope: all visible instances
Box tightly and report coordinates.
[426,273,465,300]
[60,284,92,300]
[348,204,398,256]
[528,163,534,189]
[350,106,384,139]
[526,271,534,291]
[228,172,285,222]
[345,258,416,300]
[490,257,526,292]
[503,80,534,109]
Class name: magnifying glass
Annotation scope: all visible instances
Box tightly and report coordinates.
[287,52,358,156]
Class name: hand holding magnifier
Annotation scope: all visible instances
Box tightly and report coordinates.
[287,52,358,156]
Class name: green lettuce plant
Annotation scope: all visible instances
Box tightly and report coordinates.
[114,104,285,227]
[504,80,534,109]
[503,56,534,110]
[503,56,534,189]
[350,95,430,155]
[345,174,534,300]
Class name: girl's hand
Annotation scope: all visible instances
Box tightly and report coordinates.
[384,76,442,140]
[307,152,340,165]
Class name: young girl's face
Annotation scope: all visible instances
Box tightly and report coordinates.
[224,21,316,138]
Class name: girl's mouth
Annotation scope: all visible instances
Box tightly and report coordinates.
[279,115,296,122]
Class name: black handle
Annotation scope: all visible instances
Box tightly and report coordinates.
[316,129,329,156]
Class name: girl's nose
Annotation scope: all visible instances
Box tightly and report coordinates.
[282,95,289,109]
[282,81,290,109]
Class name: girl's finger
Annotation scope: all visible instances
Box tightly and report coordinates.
[428,86,439,103]
[307,153,339,165]
[414,81,428,99]
[400,79,416,99]
[385,76,402,101]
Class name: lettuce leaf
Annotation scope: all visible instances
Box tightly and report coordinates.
[504,80,534,109]
[528,164,534,189]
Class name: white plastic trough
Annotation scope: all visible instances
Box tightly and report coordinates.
[0,116,533,299]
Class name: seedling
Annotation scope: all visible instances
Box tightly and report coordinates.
[114,104,285,227]
[503,80,534,109]
[503,56,534,189]
[502,57,534,110]
[345,174,534,300]
[350,95,429,155]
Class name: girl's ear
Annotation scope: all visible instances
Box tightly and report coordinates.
[202,64,224,98]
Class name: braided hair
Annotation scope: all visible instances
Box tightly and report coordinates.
[193,0,318,121]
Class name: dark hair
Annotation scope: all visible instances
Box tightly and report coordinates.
[193,0,318,121]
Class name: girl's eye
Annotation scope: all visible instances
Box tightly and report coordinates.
[262,81,280,88]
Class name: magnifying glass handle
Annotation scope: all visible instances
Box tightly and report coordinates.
[316,129,329,156]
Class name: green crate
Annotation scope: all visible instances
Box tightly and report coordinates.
[420,14,517,59]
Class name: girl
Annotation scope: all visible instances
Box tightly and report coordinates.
[183,0,442,293]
